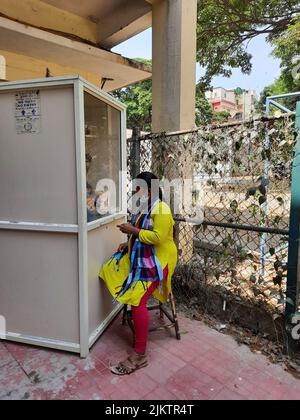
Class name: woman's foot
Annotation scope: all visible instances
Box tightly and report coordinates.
[110,352,148,375]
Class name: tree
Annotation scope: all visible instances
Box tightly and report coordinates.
[234,87,244,106]
[197,0,300,89]
[272,17,300,92]
[114,79,152,132]
[212,111,231,124]
[114,59,213,129]
[195,89,213,125]
[114,60,152,131]
[257,76,290,112]
[257,17,300,112]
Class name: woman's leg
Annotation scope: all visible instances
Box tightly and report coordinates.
[110,279,165,375]
[131,281,159,354]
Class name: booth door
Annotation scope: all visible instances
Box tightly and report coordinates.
[83,91,126,341]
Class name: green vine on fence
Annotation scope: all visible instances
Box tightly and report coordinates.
[128,114,297,316]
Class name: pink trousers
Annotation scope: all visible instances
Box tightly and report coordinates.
[131,281,160,354]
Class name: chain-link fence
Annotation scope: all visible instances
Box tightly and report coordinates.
[127,115,296,338]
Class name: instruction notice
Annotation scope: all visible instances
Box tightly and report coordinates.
[15,90,41,134]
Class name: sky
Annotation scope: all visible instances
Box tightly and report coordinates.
[112,28,282,96]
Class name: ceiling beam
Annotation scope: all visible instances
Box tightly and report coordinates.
[97,0,152,49]
[98,12,152,49]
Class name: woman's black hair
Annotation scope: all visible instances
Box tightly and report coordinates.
[136,172,163,201]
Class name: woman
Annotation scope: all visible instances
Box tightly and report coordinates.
[99,172,177,375]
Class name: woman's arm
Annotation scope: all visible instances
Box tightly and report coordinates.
[139,213,171,245]
[117,224,140,236]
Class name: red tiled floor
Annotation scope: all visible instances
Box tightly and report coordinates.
[0,312,300,400]
[212,387,245,400]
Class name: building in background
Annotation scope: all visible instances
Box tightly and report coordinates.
[205,87,258,122]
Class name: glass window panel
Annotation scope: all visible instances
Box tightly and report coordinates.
[84,92,121,222]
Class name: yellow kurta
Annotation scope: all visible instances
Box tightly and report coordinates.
[99,201,177,307]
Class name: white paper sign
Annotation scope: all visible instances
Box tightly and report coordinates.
[15,90,41,134]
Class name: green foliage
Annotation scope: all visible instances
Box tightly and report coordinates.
[197,0,300,89]
[212,111,231,124]
[257,15,300,112]
[195,89,213,125]
[272,17,300,92]
[115,59,213,129]
[257,76,290,112]
[114,60,152,131]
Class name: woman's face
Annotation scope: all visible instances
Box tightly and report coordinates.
[136,186,150,205]
[136,186,149,195]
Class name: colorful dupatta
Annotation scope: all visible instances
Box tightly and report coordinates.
[116,199,164,297]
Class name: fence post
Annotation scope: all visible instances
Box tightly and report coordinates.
[128,127,141,224]
[285,101,300,357]
[129,127,141,221]
[130,127,141,180]
[260,113,271,277]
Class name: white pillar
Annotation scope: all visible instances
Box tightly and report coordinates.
[152,0,197,132]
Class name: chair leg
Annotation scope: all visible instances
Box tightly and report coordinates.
[122,304,128,325]
[159,302,164,320]
[127,308,136,347]
[123,295,180,344]
[169,291,181,340]
[126,310,135,334]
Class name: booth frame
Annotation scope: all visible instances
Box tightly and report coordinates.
[0,76,127,357]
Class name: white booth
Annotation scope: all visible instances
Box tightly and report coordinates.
[0,76,127,357]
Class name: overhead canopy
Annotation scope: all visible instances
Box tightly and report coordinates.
[0,16,152,91]
[41,0,152,48]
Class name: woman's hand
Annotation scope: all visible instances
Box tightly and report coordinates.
[118,242,128,253]
[117,223,140,236]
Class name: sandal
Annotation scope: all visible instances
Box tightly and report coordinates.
[110,353,148,375]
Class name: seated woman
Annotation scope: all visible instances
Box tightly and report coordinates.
[99,172,177,375]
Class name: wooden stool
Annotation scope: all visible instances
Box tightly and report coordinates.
[122,291,181,345]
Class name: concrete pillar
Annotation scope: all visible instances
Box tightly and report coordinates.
[152,0,197,132]
[151,0,197,264]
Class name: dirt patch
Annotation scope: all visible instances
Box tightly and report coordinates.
[173,276,284,341]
